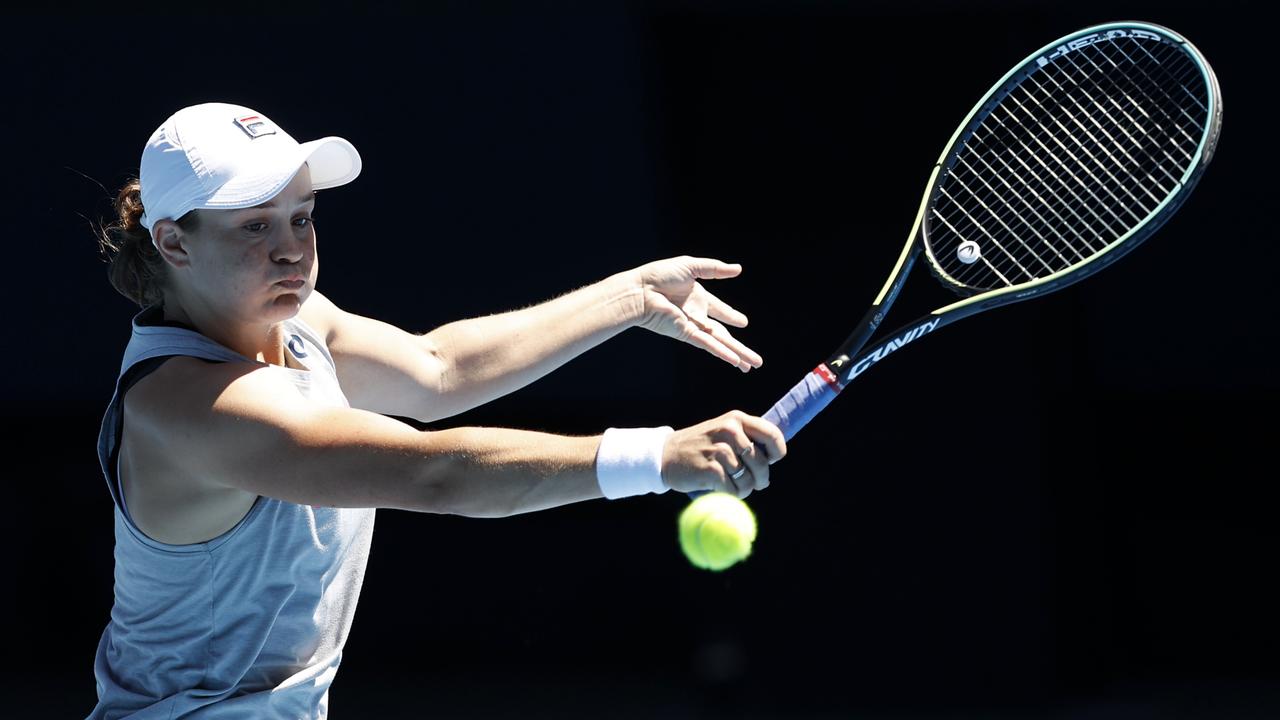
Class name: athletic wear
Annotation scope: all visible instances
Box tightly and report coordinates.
[88,306,375,719]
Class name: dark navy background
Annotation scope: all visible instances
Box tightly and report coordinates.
[5,1,1274,717]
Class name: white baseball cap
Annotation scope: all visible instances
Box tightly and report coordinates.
[139,102,362,231]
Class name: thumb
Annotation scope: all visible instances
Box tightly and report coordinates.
[686,258,743,280]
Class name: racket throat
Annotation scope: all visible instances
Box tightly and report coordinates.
[834,316,944,386]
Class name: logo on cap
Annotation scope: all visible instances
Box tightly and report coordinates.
[233,114,278,140]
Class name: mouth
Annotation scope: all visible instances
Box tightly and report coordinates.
[275,278,306,290]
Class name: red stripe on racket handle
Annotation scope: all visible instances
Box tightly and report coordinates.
[761,364,841,443]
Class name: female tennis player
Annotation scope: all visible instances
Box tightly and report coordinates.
[86,102,785,718]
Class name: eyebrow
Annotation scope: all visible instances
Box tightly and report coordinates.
[243,191,317,211]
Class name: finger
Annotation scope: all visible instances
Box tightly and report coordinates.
[704,291,749,328]
[724,461,752,498]
[709,325,763,370]
[715,443,751,497]
[724,433,766,496]
[677,316,745,367]
[740,416,787,464]
[686,258,743,280]
[723,430,768,492]
[650,285,756,370]
[687,315,761,371]
[739,442,769,491]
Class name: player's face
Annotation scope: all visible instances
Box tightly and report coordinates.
[183,166,319,325]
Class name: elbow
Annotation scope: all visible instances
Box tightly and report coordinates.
[417,332,455,400]
[401,339,461,425]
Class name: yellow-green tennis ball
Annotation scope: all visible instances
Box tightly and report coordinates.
[679,492,757,571]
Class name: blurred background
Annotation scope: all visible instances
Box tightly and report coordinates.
[5,0,1274,717]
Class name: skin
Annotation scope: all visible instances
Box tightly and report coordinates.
[124,163,786,544]
[150,167,322,364]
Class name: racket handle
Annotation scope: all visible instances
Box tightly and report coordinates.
[687,366,839,498]
[761,366,840,443]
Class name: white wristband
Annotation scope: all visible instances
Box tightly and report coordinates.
[595,426,674,500]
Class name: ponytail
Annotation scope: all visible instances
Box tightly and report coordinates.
[95,178,198,308]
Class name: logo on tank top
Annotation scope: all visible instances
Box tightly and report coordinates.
[287,334,309,358]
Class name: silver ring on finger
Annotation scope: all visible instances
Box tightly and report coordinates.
[730,465,748,481]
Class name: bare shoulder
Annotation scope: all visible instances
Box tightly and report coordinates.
[121,356,306,544]
[126,355,299,433]
[122,355,310,489]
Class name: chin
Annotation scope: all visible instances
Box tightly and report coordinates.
[264,286,310,320]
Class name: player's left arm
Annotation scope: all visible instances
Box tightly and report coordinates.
[305,256,761,423]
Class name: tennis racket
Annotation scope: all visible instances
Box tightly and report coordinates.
[704,20,1222,494]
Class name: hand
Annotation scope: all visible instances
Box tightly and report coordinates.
[630,256,763,372]
[661,410,787,498]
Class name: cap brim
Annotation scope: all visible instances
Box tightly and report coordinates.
[301,137,362,190]
[200,137,362,210]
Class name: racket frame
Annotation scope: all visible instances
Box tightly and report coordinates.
[823,20,1222,391]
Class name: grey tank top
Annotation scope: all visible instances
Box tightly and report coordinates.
[88,306,376,719]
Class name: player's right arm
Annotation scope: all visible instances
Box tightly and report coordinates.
[124,357,786,518]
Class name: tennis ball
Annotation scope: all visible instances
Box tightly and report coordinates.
[679,492,757,571]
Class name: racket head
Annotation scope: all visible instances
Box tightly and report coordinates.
[918,21,1222,306]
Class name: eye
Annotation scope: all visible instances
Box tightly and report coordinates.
[293,216,315,228]
[244,222,268,233]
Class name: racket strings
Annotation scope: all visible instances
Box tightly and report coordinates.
[1001,41,1205,227]
[1023,71,1179,211]
[936,38,1206,289]
[1054,41,1204,181]
[947,40,1202,285]
[1095,37,1209,136]
[998,39,1203,233]
[926,33,1209,292]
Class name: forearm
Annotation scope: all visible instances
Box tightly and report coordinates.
[415,426,605,518]
[427,271,644,410]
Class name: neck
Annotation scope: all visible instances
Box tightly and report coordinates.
[162,299,289,367]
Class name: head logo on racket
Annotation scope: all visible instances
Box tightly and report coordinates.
[956,241,982,265]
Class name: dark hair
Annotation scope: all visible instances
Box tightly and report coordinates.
[95,178,200,308]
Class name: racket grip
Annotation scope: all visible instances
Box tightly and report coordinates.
[687,367,839,498]
[761,367,839,443]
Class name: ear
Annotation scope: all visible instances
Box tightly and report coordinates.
[151,218,193,269]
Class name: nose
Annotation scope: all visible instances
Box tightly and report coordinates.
[269,222,309,264]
